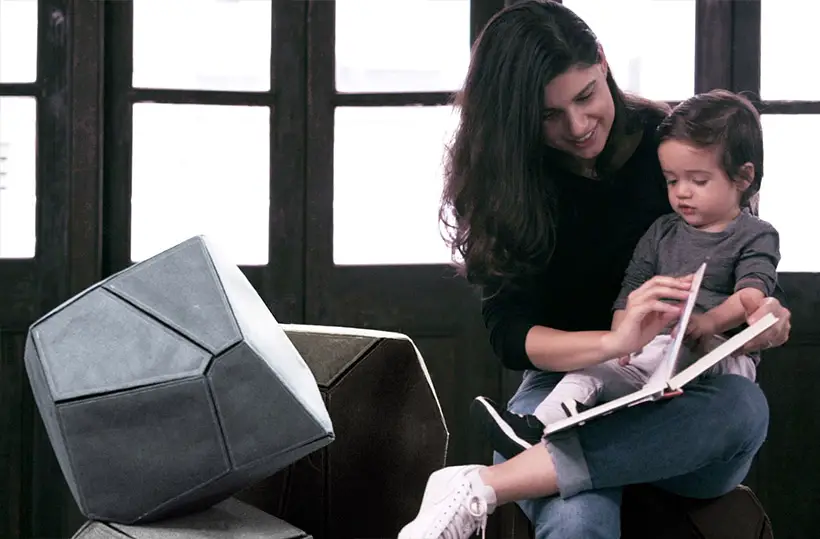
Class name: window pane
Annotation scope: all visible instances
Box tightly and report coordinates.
[334,106,459,265]
[0,0,38,83]
[562,0,695,101]
[335,0,470,93]
[758,115,820,272]
[761,1,819,100]
[131,103,270,265]
[0,97,37,258]
[133,0,271,91]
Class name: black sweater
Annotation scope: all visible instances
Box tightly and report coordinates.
[481,119,673,371]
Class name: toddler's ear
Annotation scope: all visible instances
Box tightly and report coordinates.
[735,162,755,192]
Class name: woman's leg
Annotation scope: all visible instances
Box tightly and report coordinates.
[502,371,623,539]
[399,374,768,538]
[519,488,622,539]
[487,374,768,502]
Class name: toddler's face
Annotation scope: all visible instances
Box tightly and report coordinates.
[658,140,750,232]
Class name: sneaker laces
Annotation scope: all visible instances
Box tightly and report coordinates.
[439,486,489,539]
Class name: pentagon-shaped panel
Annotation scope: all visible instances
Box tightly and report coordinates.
[25,236,334,524]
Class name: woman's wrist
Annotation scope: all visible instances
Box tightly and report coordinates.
[599,330,627,360]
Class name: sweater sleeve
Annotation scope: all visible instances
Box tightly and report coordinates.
[734,221,780,296]
[612,216,663,311]
[481,282,545,371]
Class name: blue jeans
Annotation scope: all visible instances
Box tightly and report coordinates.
[493,370,769,538]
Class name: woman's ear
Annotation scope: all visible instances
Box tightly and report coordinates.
[735,162,755,192]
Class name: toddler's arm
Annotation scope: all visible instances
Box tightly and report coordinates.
[698,287,765,335]
[692,219,780,338]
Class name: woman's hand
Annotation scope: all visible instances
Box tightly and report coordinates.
[738,294,791,354]
[603,275,693,358]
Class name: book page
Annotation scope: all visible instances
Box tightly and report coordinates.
[544,262,705,436]
[667,312,778,390]
[643,262,706,389]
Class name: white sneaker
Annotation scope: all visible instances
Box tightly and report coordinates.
[398,465,496,539]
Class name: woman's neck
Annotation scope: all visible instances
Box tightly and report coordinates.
[562,127,644,180]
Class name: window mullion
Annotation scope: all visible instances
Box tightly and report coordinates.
[471,0,506,44]
[695,0,733,93]
[101,0,134,277]
[731,0,762,98]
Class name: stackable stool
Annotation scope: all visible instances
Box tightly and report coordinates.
[25,236,334,524]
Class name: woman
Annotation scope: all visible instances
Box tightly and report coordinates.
[398,1,790,538]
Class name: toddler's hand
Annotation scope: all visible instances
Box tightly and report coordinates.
[683,313,717,353]
[684,313,716,341]
[617,352,637,366]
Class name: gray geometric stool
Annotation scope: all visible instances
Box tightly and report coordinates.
[238,325,449,539]
[25,236,334,524]
[70,498,311,538]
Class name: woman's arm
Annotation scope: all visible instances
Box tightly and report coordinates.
[481,285,545,371]
[483,275,691,372]
[483,214,680,372]
[484,286,622,372]
[523,325,616,372]
[481,276,619,371]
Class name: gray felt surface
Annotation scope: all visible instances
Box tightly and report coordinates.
[71,498,311,539]
[25,236,334,524]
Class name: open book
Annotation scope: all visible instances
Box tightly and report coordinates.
[543,262,779,436]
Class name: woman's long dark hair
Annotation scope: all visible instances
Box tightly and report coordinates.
[440,0,667,290]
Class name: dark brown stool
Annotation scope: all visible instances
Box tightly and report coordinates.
[237,326,449,539]
[498,483,773,538]
[621,483,772,539]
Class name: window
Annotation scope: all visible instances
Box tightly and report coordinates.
[760,1,819,100]
[758,115,820,272]
[132,0,271,92]
[0,0,38,83]
[125,0,273,265]
[335,0,470,94]
[562,0,696,101]
[755,0,820,272]
[0,98,37,259]
[130,104,270,265]
[0,0,38,259]
[333,106,460,265]
[332,0,470,265]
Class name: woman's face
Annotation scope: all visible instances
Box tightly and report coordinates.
[542,60,615,163]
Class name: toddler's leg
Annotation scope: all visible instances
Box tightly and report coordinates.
[470,336,674,462]
[677,334,759,382]
[533,334,675,425]
[600,334,674,400]
[701,350,758,381]
[532,370,605,426]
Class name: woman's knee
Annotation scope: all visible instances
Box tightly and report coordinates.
[708,375,769,453]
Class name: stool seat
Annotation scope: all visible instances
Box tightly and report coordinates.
[499,483,772,538]
[621,484,772,539]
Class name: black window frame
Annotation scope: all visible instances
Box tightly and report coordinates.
[102,0,308,322]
